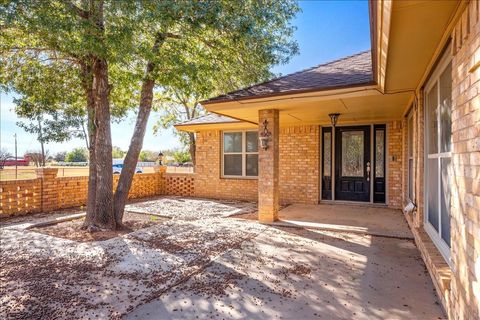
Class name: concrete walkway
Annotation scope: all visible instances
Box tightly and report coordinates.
[126,225,444,320]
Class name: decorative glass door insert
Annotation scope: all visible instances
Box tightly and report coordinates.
[341,131,364,177]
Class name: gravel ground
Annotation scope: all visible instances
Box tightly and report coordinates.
[0,216,266,319]
[125,196,257,220]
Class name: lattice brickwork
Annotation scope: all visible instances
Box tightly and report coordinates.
[0,179,42,215]
[165,173,195,197]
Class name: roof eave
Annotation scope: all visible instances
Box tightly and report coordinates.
[372,0,392,94]
[201,80,377,106]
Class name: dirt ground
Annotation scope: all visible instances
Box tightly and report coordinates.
[30,212,167,242]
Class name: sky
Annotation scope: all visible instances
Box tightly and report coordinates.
[0,0,370,157]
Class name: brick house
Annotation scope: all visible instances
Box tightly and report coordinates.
[175,1,479,319]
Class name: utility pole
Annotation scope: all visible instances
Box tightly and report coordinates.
[14,133,17,179]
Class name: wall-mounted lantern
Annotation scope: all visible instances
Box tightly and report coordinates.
[259,119,271,150]
[328,113,340,127]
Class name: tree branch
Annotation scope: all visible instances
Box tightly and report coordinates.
[67,1,90,19]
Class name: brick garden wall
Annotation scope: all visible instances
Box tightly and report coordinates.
[0,167,194,216]
[0,179,42,215]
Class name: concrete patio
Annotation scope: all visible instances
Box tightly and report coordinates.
[0,197,445,319]
[271,204,413,239]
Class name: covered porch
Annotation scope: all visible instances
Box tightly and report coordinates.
[271,203,413,239]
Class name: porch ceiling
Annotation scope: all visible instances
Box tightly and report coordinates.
[207,88,412,126]
[384,1,460,93]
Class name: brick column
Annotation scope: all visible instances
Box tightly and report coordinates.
[36,168,58,212]
[154,165,167,195]
[258,109,279,222]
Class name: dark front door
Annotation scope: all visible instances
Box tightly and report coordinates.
[335,126,371,202]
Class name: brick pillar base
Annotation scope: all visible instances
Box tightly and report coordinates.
[36,168,58,212]
[258,109,279,222]
[154,165,167,195]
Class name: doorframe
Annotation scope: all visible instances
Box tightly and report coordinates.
[320,123,388,205]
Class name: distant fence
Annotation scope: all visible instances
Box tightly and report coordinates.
[57,162,89,166]
[0,167,195,216]
[0,165,193,181]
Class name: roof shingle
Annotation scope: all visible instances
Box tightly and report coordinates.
[202,50,373,104]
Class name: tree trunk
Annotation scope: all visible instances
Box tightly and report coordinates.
[79,60,99,228]
[82,0,115,230]
[113,34,166,224]
[85,57,115,230]
[38,117,45,167]
[113,71,155,224]
[188,132,196,165]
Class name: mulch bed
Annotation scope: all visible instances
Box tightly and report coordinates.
[30,212,167,242]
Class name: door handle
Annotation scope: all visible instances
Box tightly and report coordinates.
[366,161,371,181]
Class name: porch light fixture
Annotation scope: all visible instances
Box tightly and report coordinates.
[259,119,271,150]
[328,113,340,127]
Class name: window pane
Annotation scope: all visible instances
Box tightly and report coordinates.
[341,131,364,177]
[246,154,258,176]
[246,132,258,152]
[408,116,414,157]
[224,132,242,153]
[440,63,452,153]
[224,154,242,176]
[427,158,439,231]
[441,157,452,247]
[323,132,331,177]
[427,84,438,154]
[375,130,384,178]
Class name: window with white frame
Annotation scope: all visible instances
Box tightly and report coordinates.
[424,47,452,263]
[222,131,258,177]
